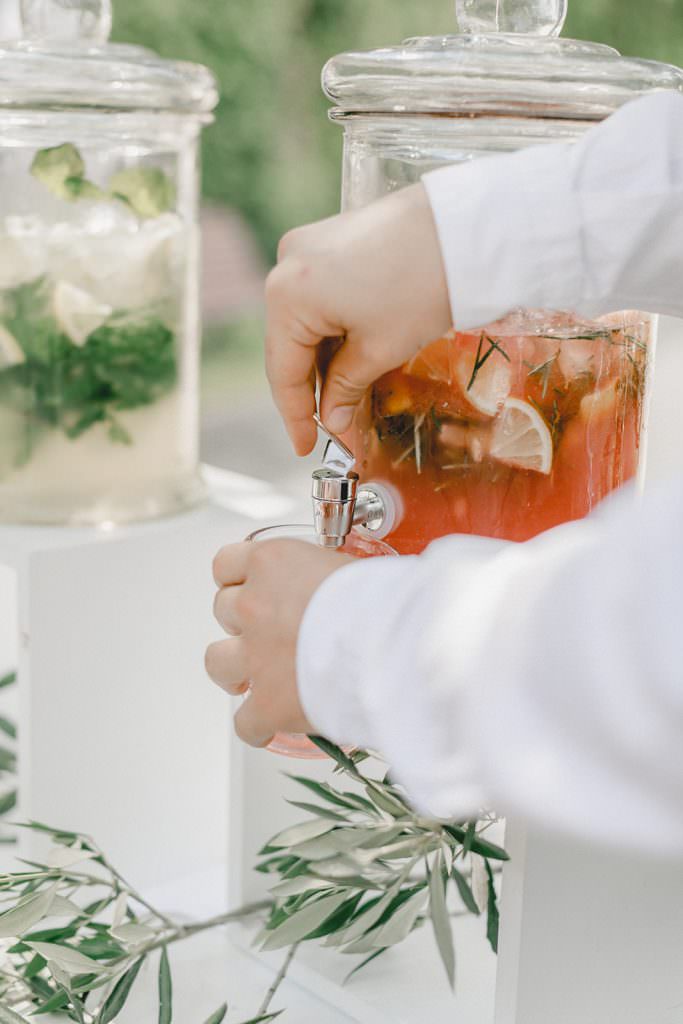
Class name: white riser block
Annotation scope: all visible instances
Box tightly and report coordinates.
[0,474,302,895]
[496,821,683,1024]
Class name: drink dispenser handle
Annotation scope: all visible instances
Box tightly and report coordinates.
[311,414,396,548]
[20,0,112,43]
[455,0,567,37]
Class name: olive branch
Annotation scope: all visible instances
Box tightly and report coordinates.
[0,675,506,1019]
[0,819,281,1024]
[255,737,506,988]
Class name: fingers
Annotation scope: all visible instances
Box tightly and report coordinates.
[265,339,318,456]
[234,692,276,749]
[213,585,243,636]
[205,638,249,695]
[265,262,337,456]
[319,340,387,435]
[213,542,251,588]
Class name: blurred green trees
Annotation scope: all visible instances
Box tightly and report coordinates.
[112,0,683,260]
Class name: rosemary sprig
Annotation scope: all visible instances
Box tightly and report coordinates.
[467,335,510,393]
[527,352,558,401]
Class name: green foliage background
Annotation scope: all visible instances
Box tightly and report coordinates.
[111,0,683,260]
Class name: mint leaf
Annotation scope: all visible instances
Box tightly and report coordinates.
[110,167,176,219]
[64,177,105,201]
[31,144,85,200]
[0,278,177,465]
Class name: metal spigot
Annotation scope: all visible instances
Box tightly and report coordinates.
[312,414,394,549]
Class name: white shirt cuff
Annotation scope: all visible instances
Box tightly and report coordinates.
[422,142,583,330]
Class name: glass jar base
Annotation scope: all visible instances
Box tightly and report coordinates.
[0,472,206,527]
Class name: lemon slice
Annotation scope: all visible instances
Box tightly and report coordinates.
[454,346,512,418]
[490,398,553,475]
[53,281,112,347]
[0,325,25,368]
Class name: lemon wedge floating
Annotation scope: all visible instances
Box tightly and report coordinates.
[0,325,26,368]
[490,398,553,475]
[454,346,512,418]
[52,281,112,347]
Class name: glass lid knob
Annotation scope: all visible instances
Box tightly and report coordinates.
[20,0,112,43]
[455,0,568,36]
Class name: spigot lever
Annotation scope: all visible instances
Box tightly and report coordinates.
[311,414,394,548]
[313,413,356,474]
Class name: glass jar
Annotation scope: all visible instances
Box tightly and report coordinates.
[247,524,397,759]
[323,0,683,554]
[0,0,218,525]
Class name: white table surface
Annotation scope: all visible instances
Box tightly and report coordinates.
[120,868,494,1024]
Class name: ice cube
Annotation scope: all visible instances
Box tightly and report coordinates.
[50,198,140,238]
[46,211,186,310]
[0,221,48,289]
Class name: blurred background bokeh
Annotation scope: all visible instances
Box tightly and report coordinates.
[2,0,682,493]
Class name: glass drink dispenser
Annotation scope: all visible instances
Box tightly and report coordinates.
[319,0,683,554]
[0,0,218,525]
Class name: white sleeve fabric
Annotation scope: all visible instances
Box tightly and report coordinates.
[422,90,683,329]
[297,479,683,855]
[297,92,683,856]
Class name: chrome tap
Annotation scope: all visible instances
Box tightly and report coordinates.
[312,414,395,548]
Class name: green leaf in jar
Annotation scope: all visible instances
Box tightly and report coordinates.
[64,177,105,201]
[30,145,104,204]
[30,144,85,200]
[109,167,176,219]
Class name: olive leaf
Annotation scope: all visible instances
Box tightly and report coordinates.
[98,957,145,1024]
[428,852,455,989]
[485,861,501,954]
[202,1005,228,1024]
[27,941,106,976]
[45,846,98,869]
[0,885,58,938]
[110,921,156,946]
[370,888,428,948]
[261,892,349,952]
[471,854,490,914]
[451,865,480,916]
[265,819,334,850]
[158,946,173,1024]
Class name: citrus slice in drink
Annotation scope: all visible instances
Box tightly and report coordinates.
[453,336,512,418]
[490,398,553,475]
[407,335,452,384]
[53,281,112,347]
[0,325,25,368]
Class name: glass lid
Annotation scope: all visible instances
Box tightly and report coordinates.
[323,0,683,120]
[0,0,218,114]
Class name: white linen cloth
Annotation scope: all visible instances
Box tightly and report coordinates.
[297,91,683,855]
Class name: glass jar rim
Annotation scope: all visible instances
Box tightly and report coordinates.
[247,524,398,557]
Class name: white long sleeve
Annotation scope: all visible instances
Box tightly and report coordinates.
[297,91,683,855]
[423,90,683,329]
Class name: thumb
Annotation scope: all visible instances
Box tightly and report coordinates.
[320,339,388,435]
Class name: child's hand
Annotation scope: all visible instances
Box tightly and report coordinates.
[206,539,353,747]
[266,182,451,455]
